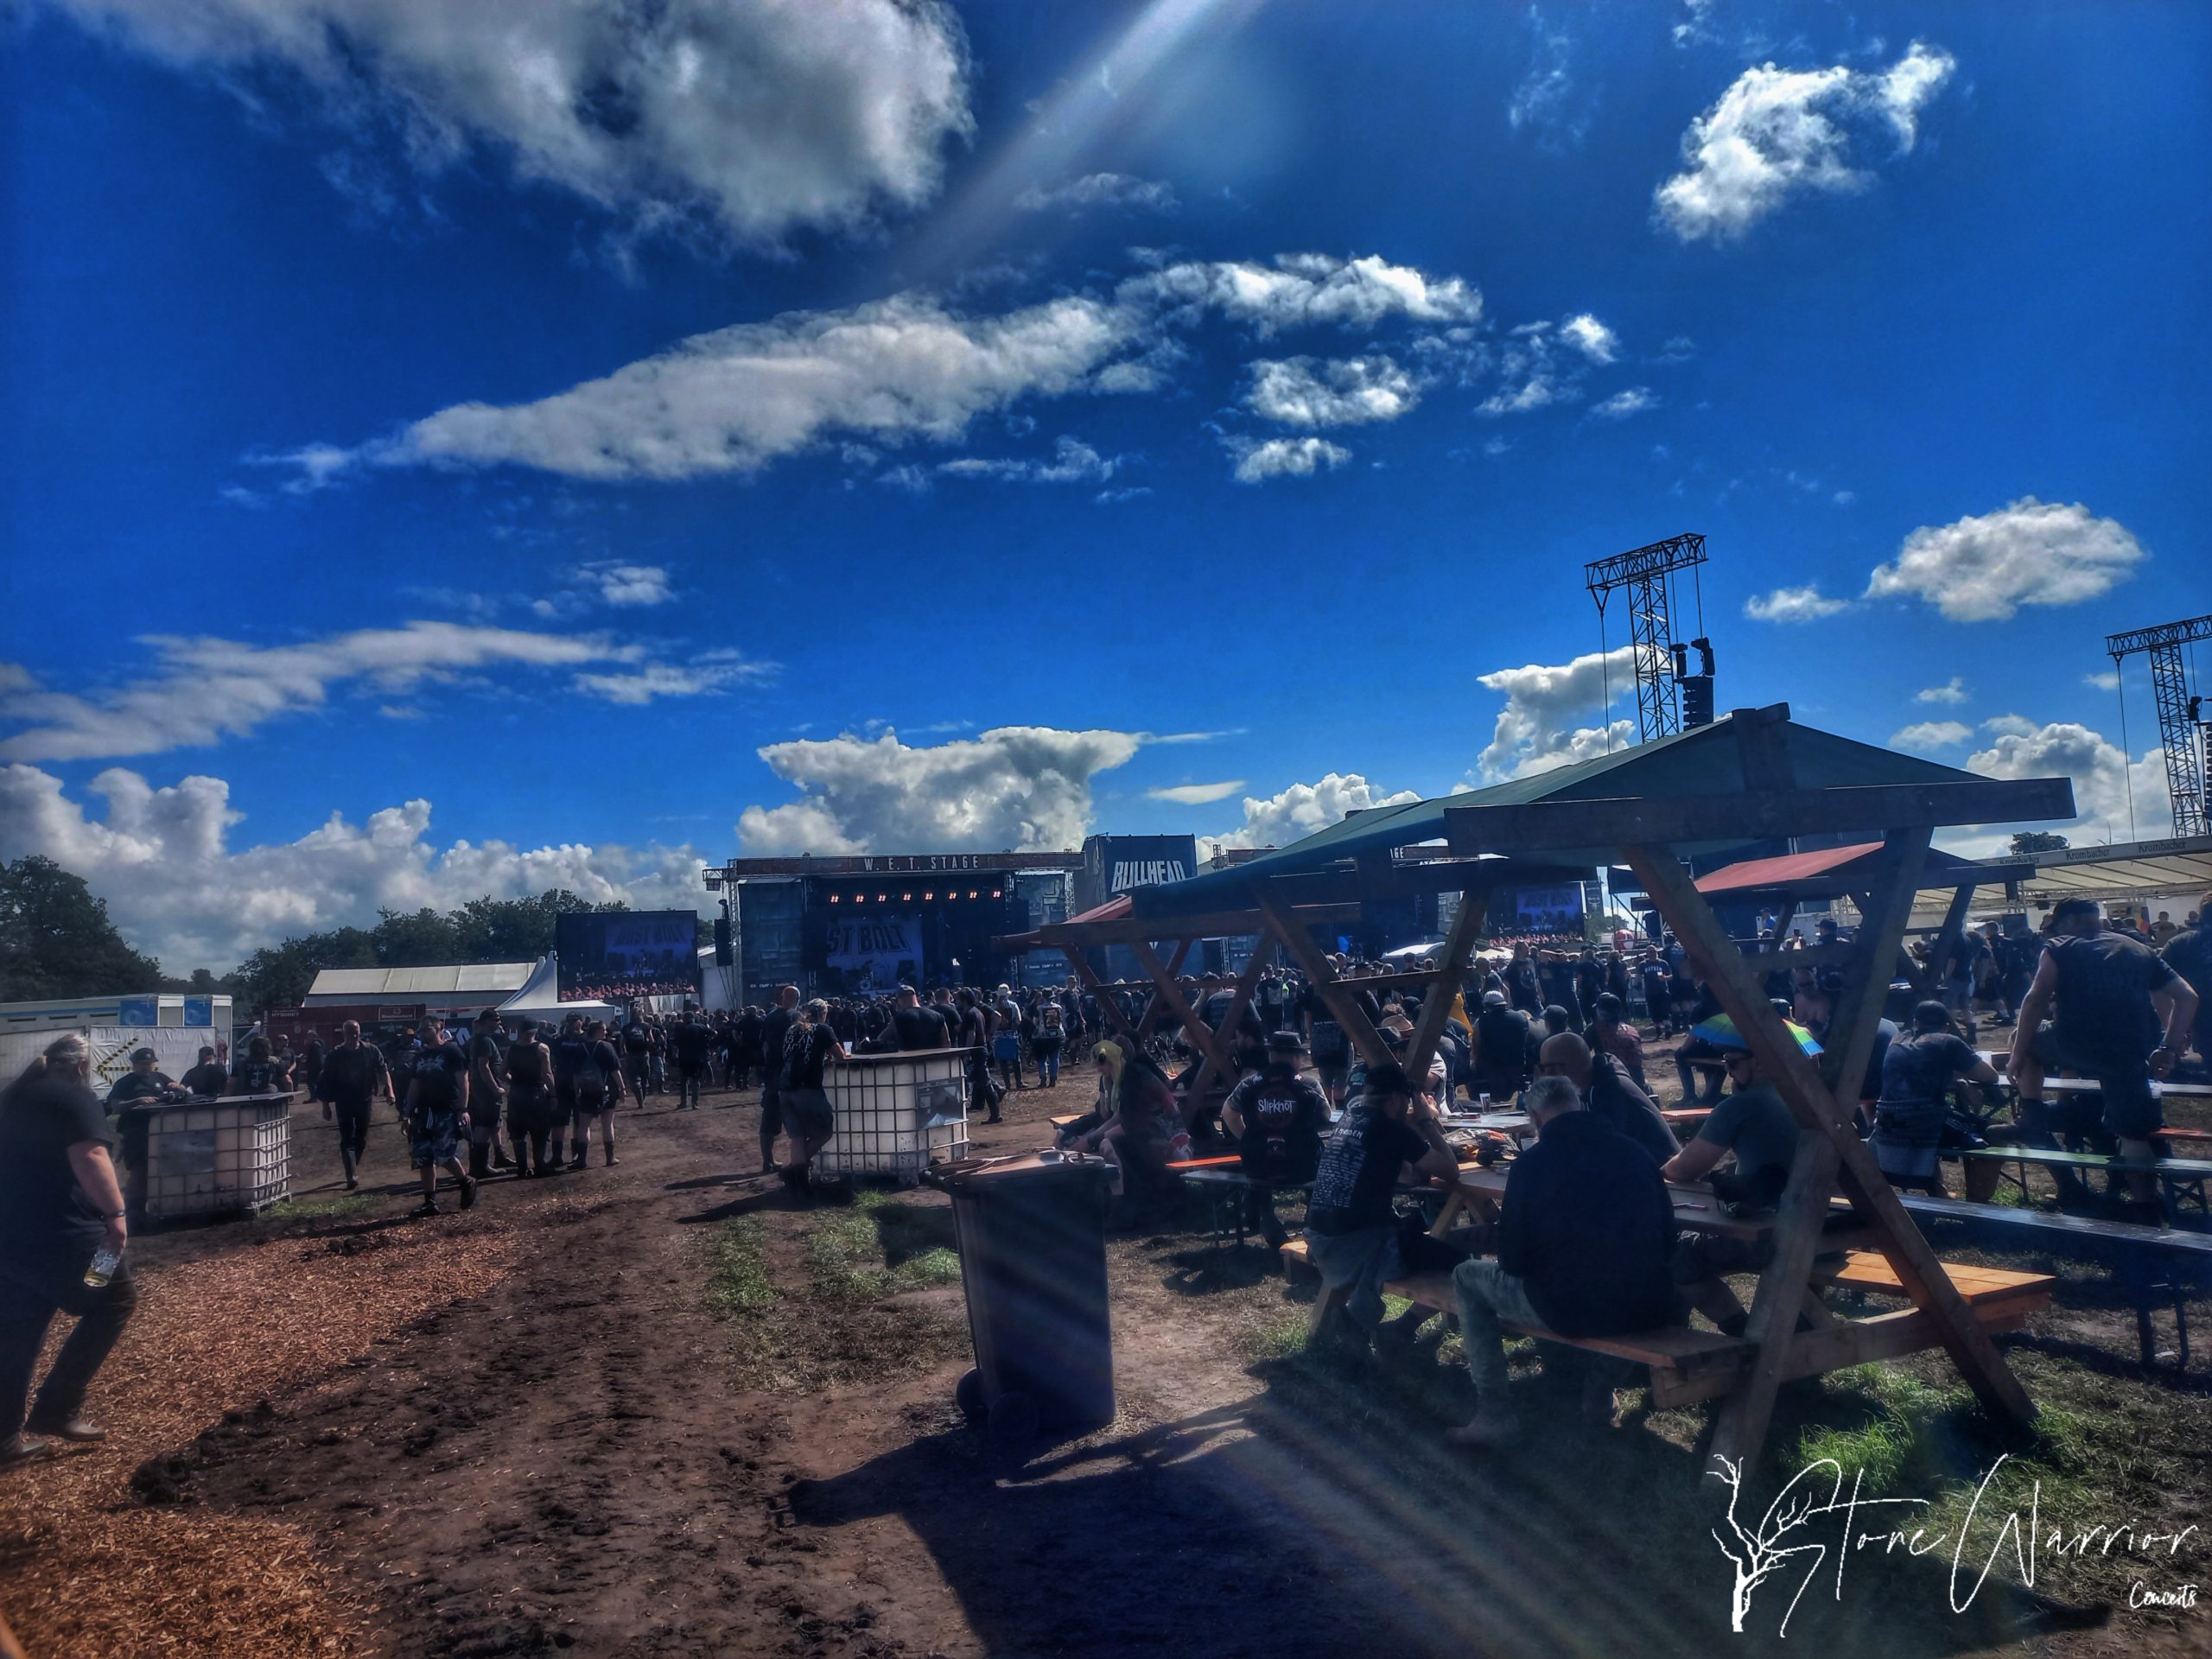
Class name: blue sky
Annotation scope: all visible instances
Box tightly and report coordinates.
[3,0,2207,969]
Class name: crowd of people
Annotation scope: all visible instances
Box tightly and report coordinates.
[3,892,2206,1466]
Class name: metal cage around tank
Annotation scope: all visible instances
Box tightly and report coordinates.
[815,1048,971,1185]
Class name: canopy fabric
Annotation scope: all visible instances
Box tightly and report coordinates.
[1133,708,1975,918]
[495,954,619,1020]
[2007,834,2212,906]
[995,893,1132,952]
[1694,840,1992,898]
[306,962,535,999]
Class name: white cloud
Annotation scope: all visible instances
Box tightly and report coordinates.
[1654,41,1956,241]
[1508,9,1589,145]
[1123,252,1483,337]
[1916,677,1969,704]
[1208,772,1421,852]
[938,435,1121,484]
[1890,720,1973,751]
[1745,584,1852,623]
[1475,646,1639,779]
[293,251,1484,486]
[736,726,1143,855]
[1671,0,1717,50]
[531,561,676,618]
[1559,314,1619,364]
[1014,172,1176,213]
[1963,718,2172,849]
[40,0,973,250]
[1865,497,2146,622]
[1474,321,1603,417]
[2083,670,2120,692]
[1244,355,1419,427]
[1589,386,1657,419]
[0,763,708,970]
[1223,436,1351,483]
[1147,780,1245,806]
[570,652,772,705]
[0,623,674,762]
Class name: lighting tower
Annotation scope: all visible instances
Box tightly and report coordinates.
[1585,532,1711,742]
[2106,613,2212,838]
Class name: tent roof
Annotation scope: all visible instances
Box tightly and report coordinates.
[995,893,1130,953]
[495,955,618,1018]
[1695,840,1994,899]
[1135,707,1977,917]
[2008,834,2212,906]
[307,962,535,999]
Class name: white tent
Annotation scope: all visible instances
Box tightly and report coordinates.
[495,955,620,1023]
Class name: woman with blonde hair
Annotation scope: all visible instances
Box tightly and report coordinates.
[1,1035,137,1467]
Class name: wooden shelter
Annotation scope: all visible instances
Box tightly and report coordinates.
[1014,702,2075,1466]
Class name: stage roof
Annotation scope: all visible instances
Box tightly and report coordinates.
[305,963,536,1000]
[2006,835,2212,906]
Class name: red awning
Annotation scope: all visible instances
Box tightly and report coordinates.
[1694,842,1886,894]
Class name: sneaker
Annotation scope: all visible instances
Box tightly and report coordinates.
[458,1175,480,1211]
[569,1156,588,1172]
[0,1433,53,1470]
[415,1199,442,1217]
[344,1178,359,1192]
[23,1413,105,1443]
[1445,1407,1522,1448]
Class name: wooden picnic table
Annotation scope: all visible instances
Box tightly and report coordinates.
[1440,1164,1876,1247]
[1972,1056,2212,1101]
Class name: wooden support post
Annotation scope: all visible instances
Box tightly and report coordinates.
[1627,837,2036,1470]
[1134,937,1196,1038]
[1129,940,1235,1081]
[1402,888,1491,1091]
[1063,950,1145,1051]
[1254,883,1395,1069]
[1915,882,1978,998]
[1182,937,1279,1112]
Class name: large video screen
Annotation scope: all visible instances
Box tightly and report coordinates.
[1512,884,1586,937]
[556,911,701,1002]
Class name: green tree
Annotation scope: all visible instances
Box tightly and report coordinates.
[0,855,164,1000]
[2009,830,2070,855]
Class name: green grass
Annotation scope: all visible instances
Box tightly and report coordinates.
[257,1192,376,1224]
[804,1189,961,1304]
[706,1217,776,1315]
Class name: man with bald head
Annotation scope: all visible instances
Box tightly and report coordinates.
[1535,1031,1677,1166]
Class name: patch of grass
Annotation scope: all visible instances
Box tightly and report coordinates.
[806,1191,962,1304]
[1236,1313,1313,1363]
[706,1217,776,1315]
[258,1193,375,1224]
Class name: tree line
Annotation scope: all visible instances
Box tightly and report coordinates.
[0,855,628,1015]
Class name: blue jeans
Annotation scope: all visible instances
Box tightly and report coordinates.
[1452,1258,1541,1406]
[1035,1041,1063,1087]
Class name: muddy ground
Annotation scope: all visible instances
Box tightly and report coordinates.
[3,1057,2207,1659]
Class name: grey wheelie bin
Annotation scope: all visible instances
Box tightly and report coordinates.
[926,1151,1115,1441]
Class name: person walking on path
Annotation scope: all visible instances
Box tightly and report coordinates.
[403,1019,478,1217]
[319,1021,394,1191]
[1,1035,137,1466]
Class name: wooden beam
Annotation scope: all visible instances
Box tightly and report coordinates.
[1253,882,1395,1071]
[1033,902,1360,947]
[1181,938,1278,1113]
[1128,940,1233,1082]
[1133,937,1196,1039]
[1402,888,1491,1090]
[1628,839,2036,1469]
[1062,950,1143,1051]
[1446,778,2075,855]
[1914,883,1977,998]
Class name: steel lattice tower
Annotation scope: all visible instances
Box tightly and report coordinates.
[2106,613,2212,839]
[1585,532,1708,743]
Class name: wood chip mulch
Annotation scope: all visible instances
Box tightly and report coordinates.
[0,1200,550,1657]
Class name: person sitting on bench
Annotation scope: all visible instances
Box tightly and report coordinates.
[1535,1032,1677,1166]
[2007,897,2199,1218]
[1446,1075,1676,1446]
[1301,1063,1459,1351]
[1662,1044,1802,1338]
[1066,1037,1181,1211]
[1870,1001,1999,1196]
[1223,1032,1329,1250]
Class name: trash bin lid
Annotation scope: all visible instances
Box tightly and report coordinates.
[924,1149,1110,1191]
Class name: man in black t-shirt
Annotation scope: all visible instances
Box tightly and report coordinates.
[401,1019,475,1216]
[757,986,800,1175]
[621,1012,654,1103]
[671,1012,713,1109]
[569,1021,628,1167]
[466,1017,511,1178]
[2162,898,2212,1069]
[317,1021,392,1191]
[1223,1033,1330,1249]
[1870,1002,1999,1193]
[2010,899,2198,1211]
[180,1046,229,1098]
[1301,1063,1459,1346]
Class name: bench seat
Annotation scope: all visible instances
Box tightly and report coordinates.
[1824,1249,2056,1313]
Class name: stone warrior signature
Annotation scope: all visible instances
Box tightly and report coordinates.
[1709,1453,2199,1637]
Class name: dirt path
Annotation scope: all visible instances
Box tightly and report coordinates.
[11,1066,2206,1658]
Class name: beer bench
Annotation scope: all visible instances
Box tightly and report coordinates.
[1955,1147,2212,1217]
[1278,1239,2052,1410]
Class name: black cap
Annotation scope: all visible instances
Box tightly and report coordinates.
[1265,1031,1308,1054]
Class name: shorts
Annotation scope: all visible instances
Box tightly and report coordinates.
[781,1085,834,1140]
[2028,1025,2162,1140]
[409,1114,461,1169]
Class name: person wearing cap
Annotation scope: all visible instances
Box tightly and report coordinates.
[1223,1032,1330,1251]
[1662,1042,1801,1337]
[1301,1062,1459,1350]
[2009,897,2197,1215]
[105,1049,185,1112]
[1446,1074,1677,1446]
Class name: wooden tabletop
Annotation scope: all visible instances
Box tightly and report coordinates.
[1451,1164,1778,1242]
